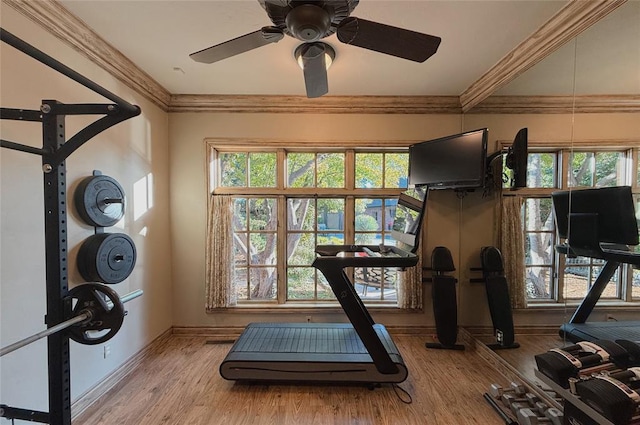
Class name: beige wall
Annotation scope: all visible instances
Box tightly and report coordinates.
[0,5,172,410]
[169,111,640,332]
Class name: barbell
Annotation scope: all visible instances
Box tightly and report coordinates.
[0,285,143,357]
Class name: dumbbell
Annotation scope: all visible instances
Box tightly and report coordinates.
[517,407,563,425]
[502,392,540,410]
[490,382,526,399]
[533,401,552,415]
[532,400,564,418]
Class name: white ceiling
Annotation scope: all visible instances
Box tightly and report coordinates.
[58,0,638,98]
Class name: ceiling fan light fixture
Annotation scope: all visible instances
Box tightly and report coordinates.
[294,42,335,70]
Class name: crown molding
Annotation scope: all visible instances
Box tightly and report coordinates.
[459,0,628,112]
[3,0,171,110]
[468,95,640,114]
[168,94,462,114]
[6,0,634,115]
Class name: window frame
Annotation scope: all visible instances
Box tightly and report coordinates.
[501,140,639,305]
[206,139,415,307]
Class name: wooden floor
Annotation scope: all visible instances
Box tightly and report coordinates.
[74,333,565,425]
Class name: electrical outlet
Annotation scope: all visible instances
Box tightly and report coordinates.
[103,345,111,358]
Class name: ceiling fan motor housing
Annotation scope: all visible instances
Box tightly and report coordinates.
[286,5,331,41]
[262,0,359,41]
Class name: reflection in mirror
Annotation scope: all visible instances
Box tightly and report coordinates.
[391,186,428,251]
[470,1,640,402]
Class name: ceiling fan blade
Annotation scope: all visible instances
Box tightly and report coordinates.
[337,17,441,63]
[189,26,284,64]
[300,43,329,98]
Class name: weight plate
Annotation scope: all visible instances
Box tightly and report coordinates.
[67,283,125,345]
[77,233,137,284]
[74,174,126,227]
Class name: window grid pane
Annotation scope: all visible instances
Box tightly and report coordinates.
[523,197,556,299]
[527,153,556,189]
[355,153,383,188]
[219,152,247,187]
[286,198,345,301]
[568,150,625,188]
[384,153,409,188]
[317,153,345,188]
[232,197,278,301]
[249,153,276,187]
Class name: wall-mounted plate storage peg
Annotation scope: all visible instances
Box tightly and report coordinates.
[77,233,137,284]
[74,173,125,227]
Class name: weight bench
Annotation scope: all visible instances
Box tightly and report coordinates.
[478,246,519,349]
[425,246,464,350]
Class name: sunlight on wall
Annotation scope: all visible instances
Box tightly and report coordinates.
[130,115,152,162]
[133,173,154,221]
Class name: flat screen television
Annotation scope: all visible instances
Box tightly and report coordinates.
[408,128,488,190]
[505,128,528,190]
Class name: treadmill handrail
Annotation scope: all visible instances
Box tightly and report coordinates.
[556,243,640,267]
[315,244,418,268]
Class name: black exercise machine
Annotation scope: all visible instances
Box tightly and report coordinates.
[552,186,640,343]
[220,188,428,384]
[481,246,519,349]
[425,246,464,350]
[470,247,519,349]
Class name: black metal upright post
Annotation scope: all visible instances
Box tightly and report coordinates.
[42,100,72,425]
[1,28,140,425]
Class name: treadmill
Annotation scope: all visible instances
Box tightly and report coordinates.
[551,186,640,343]
[220,188,428,383]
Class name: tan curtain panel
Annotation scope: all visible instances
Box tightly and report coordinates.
[205,194,236,311]
[397,242,423,310]
[500,196,527,309]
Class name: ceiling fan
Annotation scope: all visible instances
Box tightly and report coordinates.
[189,0,442,98]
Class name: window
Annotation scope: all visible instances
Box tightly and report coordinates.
[523,197,556,299]
[212,145,409,305]
[514,146,639,303]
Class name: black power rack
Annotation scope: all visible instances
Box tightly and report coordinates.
[0,28,140,425]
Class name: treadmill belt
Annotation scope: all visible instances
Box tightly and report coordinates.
[233,323,399,355]
[561,321,640,343]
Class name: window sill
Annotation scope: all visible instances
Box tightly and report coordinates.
[520,300,640,311]
[217,302,420,314]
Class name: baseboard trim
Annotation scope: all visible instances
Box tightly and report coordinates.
[171,324,559,339]
[71,328,173,421]
[464,325,560,336]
